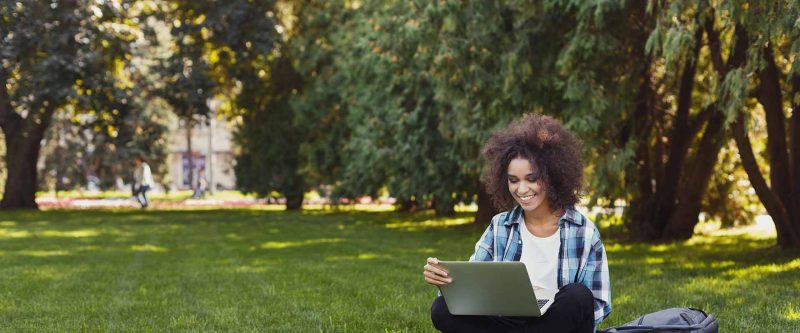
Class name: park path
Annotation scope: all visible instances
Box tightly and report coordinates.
[35,197,270,209]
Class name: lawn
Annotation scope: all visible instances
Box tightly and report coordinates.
[0,209,798,332]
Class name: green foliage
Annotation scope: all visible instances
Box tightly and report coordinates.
[0,0,137,116]
[151,0,281,120]
[38,98,172,191]
[233,55,305,209]
[703,143,762,227]
[0,0,143,208]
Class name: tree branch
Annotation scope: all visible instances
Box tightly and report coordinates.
[687,104,714,138]
[655,22,703,220]
[704,10,724,76]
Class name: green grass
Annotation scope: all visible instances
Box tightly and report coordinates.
[0,209,798,332]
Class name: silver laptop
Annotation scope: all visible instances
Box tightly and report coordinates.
[437,261,556,317]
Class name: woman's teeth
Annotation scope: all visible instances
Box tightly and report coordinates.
[519,194,535,201]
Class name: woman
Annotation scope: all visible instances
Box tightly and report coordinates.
[423,114,611,332]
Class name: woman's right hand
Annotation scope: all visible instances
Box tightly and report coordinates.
[423,257,452,286]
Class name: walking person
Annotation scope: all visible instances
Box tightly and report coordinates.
[423,114,611,332]
[133,157,154,208]
[191,168,208,199]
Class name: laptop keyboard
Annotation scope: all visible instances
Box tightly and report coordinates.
[537,299,549,309]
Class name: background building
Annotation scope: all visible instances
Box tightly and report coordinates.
[167,117,237,192]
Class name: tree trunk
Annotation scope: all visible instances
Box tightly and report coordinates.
[1,135,42,209]
[790,77,800,244]
[738,44,800,249]
[398,196,419,213]
[284,185,304,210]
[756,44,793,216]
[625,56,659,240]
[733,112,800,248]
[433,193,456,217]
[0,72,54,209]
[474,181,498,224]
[663,111,727,239]
[628,25,702,241]
[186,116,194,190]
[790,76,800,204]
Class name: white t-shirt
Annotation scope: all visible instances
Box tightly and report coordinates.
[134,162,154,187]
[519,223,560,291]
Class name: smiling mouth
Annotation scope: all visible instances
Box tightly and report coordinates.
[518,193,536,201]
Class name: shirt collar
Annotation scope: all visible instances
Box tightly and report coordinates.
[503,205,584,227]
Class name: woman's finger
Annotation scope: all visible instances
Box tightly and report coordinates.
[425,263,449,278]
[424,274,449,286]
[424,270,452,284]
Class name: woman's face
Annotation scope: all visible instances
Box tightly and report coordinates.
[507,157,551,214]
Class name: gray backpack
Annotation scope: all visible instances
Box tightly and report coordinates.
[599,308,718,333]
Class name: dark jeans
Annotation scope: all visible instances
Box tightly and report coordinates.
[431,283,595,333]
[134,185,151,208]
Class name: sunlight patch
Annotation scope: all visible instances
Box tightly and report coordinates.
[325,252,383,261]
[646,267,663,276]
[614,294,633,306]
[645,257,665,264]
[131,244,168,252]
[41,229,100,238]
[20,250,70,257]
[785,305,800,320]
[647,244,673,252]
[259,238,344,249]
[385,217,472,230]
[233,265,269,273]
[24,266,85,280]
[711,260,735,269]
[0,221,16,226]
[77,245,100,252]
[0,230,31,239]
[603,243,635,252]
[722,259,800,280]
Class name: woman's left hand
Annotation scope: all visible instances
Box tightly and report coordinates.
[423,257,452,286]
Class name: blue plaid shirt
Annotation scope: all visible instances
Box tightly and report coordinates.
[469,206,612,328]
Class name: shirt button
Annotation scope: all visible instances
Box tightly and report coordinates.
[518,240,522,244]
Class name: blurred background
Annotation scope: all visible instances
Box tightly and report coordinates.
[1,0,799,248]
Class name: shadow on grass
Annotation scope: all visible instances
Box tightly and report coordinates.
[2,208,798,331]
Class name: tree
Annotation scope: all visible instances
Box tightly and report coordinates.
[234,55,306,209]
[154,0,281,198]
[615,1,800,248]
[0,0,137,209]
[723,0,800,248]
[286,0,485,216]
[38,96,171,192]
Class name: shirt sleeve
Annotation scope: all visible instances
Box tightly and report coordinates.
[583,227,612,327]
[469,217,496,262]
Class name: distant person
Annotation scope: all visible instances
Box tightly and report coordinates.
[191,168,208,199]
[133,157,153,208]
[423,114,611,332]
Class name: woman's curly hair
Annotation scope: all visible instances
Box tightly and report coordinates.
[482,114,583,212]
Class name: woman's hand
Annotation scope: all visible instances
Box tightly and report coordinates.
[423,257,452,286]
